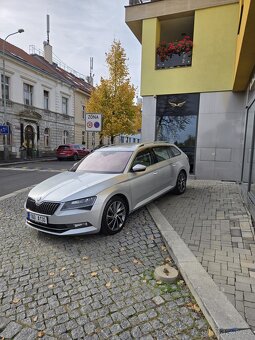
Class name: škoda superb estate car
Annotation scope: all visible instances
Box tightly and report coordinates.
[25,142,189,236]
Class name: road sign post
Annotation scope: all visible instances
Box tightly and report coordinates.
[85,113,102,132]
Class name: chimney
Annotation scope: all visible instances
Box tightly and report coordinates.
[43,14,52,64]
[43,41,53,64]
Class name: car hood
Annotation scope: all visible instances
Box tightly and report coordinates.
[28,171,123,202]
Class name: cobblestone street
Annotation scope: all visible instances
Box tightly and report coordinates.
[0,191,213,339]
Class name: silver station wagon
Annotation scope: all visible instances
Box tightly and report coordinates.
[25,142,190,236]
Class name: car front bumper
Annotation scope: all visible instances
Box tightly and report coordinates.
[26,202,103,236]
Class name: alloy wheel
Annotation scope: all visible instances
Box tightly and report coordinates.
[106,200,126,232]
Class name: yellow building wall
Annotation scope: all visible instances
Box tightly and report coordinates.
[141,4,239,96]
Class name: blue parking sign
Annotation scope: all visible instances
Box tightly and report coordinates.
[0,125,9,135]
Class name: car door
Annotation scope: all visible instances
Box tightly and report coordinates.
[129,148,161,209]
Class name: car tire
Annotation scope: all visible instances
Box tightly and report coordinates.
[101,196,128,235]
[174,171,187,195]
[73,154,78,161]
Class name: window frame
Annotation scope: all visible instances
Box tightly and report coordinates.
[44,90,49,110]
[62,97,68,115]
[1,75,10,100]
[23,83,33,106]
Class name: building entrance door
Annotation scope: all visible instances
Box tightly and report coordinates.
[24,125,34,159]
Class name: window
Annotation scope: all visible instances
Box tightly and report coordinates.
[170,146,181,157]
[82,105,86,119]
[44,128,50,147]
[24,83,33,105]
[62,130,69,144]
[132,149,154,168]
[1,75,10,100]
[62,97,68,114]
[153,146,170,162]
[44,90,49,110]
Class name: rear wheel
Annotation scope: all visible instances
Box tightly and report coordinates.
[174,171,187,195]
[73,154,78,161]
[101,196,128,235]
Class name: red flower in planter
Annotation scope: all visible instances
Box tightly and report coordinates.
[157,36,193,61]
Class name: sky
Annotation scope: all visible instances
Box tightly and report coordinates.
[1,0,142,94]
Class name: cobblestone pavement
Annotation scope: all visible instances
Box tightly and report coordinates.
[155,180,255,331]
[0,191,214,339]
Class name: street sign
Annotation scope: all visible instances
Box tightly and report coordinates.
[85,113,102,132]
[0,125,9,135]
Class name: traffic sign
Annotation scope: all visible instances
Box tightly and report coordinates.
[0,125,9,135]
[85,113,102,132]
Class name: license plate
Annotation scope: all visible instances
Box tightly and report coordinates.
[28,212,48,224]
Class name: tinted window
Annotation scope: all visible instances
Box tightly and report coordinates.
[153,146,170,162]
[170,146,181,157]
[75,151,132,173]
[58,145,70,150]
[73,145,80,149]
[132,149,154,167]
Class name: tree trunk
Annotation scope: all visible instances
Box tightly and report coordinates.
[111,135,114,144]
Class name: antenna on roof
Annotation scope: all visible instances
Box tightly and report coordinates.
[47,14,50,44]
[86,57,94,86]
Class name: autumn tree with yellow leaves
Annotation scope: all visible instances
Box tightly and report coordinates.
[87,40,141,144]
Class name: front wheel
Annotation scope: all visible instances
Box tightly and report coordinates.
[174,171,187,195]
[73,154,78,161]
[101,196,128,235]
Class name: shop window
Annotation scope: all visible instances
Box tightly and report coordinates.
[156,93,199,173]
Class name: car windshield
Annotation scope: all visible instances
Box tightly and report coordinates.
[74,150,133,173]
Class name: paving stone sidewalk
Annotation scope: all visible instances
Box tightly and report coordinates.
[0,191,214,339]
[155,180,255,332]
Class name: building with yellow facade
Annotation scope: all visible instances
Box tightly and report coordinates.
[125,0,255,181]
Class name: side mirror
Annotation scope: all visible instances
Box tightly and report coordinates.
[132,164,146,172]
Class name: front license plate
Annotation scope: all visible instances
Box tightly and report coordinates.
[28,212,48,224]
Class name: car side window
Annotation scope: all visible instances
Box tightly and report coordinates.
[132,149,154,168]
[169,146,181,157]
[153,146,170,162]
[74,145,80,149]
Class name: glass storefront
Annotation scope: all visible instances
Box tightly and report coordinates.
[156,93,200,173]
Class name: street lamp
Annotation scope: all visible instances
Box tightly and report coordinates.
[2,28,24,160]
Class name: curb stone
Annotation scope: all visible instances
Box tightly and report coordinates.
[148,203,255,340]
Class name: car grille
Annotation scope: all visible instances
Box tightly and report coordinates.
[26,197,60,215]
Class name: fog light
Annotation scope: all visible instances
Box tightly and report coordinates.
[73,222,90,228]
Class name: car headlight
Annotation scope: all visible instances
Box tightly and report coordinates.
[61,196,96,211]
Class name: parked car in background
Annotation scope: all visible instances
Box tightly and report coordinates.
[56,144,90,161]
[26,142,189,236]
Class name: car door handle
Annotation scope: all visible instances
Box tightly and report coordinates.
[153,171,158,175]
[172,164,177,167]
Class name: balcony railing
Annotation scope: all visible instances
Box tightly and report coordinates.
[128,0,161,5]
[156,52,192,69]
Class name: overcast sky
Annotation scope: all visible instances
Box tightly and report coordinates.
[1,0,141,94]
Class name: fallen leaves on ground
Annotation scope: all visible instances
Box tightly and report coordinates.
[37,331,45,338]
[186,302,201,313]
[12,298,20,304]
[49,272,55,276]
[48,284,55,289]
[32,316,38,322]
[91,272,98,277]
[82,256,90,260]
[208,328,215,337]
[105,282,111,288]
[161,245,167,252]
[69,272,75,277]
[60,267,66,271]
[112,268,120,273]
[133,258,142,265]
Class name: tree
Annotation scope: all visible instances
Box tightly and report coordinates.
[87,40,141,144]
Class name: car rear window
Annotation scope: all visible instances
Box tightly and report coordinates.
[58,145,70,150]
[75,150,133,173]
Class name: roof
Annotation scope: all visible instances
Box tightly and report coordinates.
[0,38,93,95]
[98,141,174,152]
